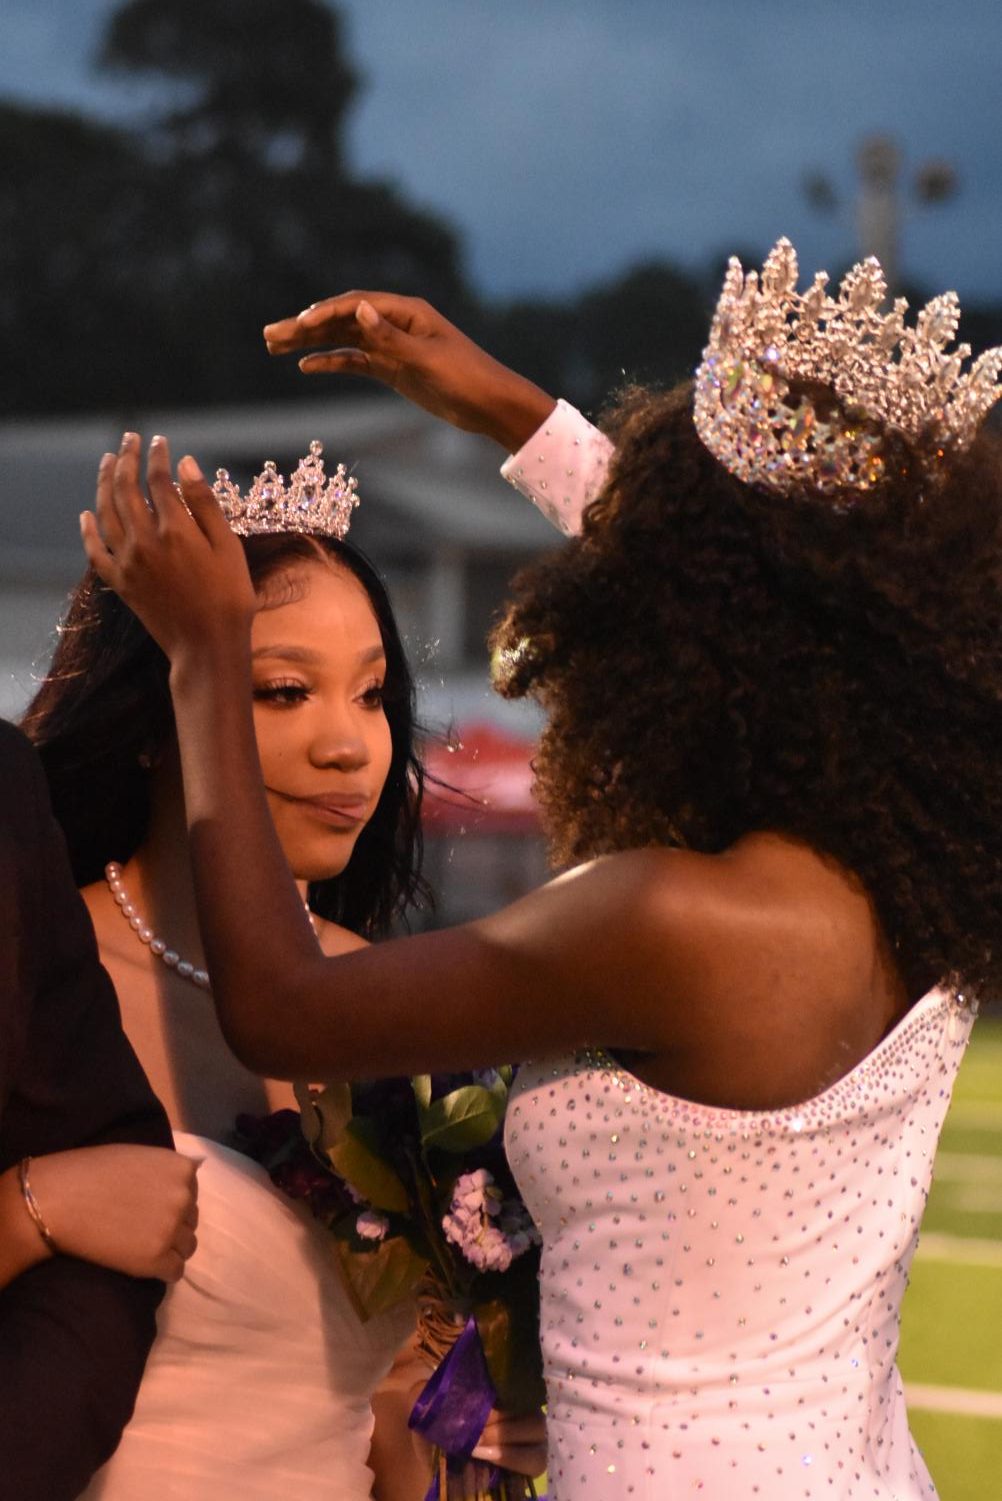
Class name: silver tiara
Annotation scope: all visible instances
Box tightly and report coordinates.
[212,441,359,538]
[693,238,1002,498]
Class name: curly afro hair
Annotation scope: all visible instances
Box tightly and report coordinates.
[491,381,1002,1005]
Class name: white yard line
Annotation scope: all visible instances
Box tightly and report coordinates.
[945,1101,1002,1129]
[934,1151,1002,1183]
[915,1232,1002,1267]
[936,1186,1002,1214]
[906,1382,1002,1419]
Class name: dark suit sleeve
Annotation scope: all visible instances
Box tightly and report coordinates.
[0,724,173,1500]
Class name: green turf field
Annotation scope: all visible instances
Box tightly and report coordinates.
[900,1014,1002,1500]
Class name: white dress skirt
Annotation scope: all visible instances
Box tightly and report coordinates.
[82,1133,414,1500]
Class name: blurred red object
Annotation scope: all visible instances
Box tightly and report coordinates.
[423,722,540,833]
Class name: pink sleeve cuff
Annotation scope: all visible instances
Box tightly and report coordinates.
[500,399,615,537]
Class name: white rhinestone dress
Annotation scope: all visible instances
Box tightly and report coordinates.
[505,988,972,1498]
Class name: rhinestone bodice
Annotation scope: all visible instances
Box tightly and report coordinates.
[506,987,972,1498]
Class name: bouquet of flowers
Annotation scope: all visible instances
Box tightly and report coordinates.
[236,1068,544,1500]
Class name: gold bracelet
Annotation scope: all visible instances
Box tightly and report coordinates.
[18,1157,58,1254]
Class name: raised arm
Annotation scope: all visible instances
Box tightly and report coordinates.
[80,441,880,1105]
[264,292,556,454]
[76,439,704,1081]
[263,292,614,535]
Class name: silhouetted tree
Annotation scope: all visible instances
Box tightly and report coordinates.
[93,0,468,399]
[100,0,358,176]
[0,103,177,412]
[482,261,709,417]
[0,2,470,413]
[11,10,989,423]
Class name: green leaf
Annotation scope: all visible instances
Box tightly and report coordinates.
[485,1069,509,1114]
[327,1117,410,1212]
[293,1081,323,1147]
[420,1085,505,1155]
[412,1074,432,1112]
[333,1229,429,1321]
[296,1080,352,1154]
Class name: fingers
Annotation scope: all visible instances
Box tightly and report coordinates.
[145,434,189,533]
[469,1443,548,1477]
[145,441,219,544]
[94,450,124,554]
[85,446,132,584]
[263,291,425,353]
[111,432,155,543]
[175,455,230,544]
[477,1413,546,1445]
[173,1223,198,1261]
[263,294,365,354]
[471,1407,547,1475]
[297,348,373,377]
[92,433,157,569]
[177,1153,200,1222]
[80,508,118,586]
[305,300,414,392]
[161,1248,187,1283]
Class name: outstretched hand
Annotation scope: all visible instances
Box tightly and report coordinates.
[471,1406,547,1480]
[80,433,255,668]
[263,292,555,454]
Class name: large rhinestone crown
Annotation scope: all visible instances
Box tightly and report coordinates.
[693,238,1002,498]
[212,440,359,538]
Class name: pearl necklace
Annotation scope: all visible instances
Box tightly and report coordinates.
[105,861,211,990]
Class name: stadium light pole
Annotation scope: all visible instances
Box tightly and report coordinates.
[803,134,958,294]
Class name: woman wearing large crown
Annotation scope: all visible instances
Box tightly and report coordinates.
[84,240,1001,1498]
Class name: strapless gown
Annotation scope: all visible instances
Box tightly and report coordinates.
[506,987,972,1499]
[82,1132,414,1499]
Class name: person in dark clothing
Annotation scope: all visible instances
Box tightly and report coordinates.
[0,720,198,1501]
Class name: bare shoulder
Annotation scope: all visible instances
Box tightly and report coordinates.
[649,830,880,970]
[477,834,893,1105]
[612,834,896,1104]
[494,832,878,993]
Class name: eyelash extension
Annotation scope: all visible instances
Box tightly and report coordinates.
[252,680,387,709]
[252,681,310,706]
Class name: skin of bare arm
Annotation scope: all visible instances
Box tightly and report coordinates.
[263,293,555,454]
[81,438,897,1114]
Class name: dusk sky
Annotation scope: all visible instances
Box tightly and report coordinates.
[4,0,1002,304]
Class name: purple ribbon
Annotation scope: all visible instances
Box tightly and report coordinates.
[409,1315,498,1499]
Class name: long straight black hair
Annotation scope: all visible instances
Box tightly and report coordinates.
[23,534,428,939]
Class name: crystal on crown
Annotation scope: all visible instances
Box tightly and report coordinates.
[693,238,1002,499]
[212,441,360,538]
